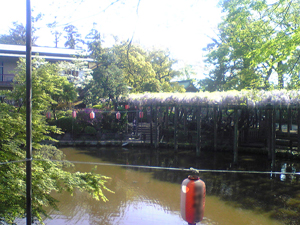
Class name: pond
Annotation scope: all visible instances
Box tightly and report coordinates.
[42,147,300,225]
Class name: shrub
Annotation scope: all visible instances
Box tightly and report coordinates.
[56,117,82,134]
[93,104,103,109]
[84,126,97,135]
[56,110,72,120]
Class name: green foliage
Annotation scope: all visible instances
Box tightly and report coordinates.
[202,0,300,91]
[92,104,103,109]
[0,59,111,223]
[84,35,184,102]
[84,126,97,135]
[87,63,128,104]
[56,117,82,135]
[8,58,78,120]
[63,24,83,49]
[0,14,42,45]
[55,110,73,120]
[47,21,62,48]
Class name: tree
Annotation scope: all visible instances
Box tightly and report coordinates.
[0,58,112,223]
[85,61,128,104]
[0,14,42,45]
[86,38,184,96]
[147,49,182,91]
[84,43,128,105]
[11,58,78,119]
[112,42,158,92]
[86,24,102,61]
[47,20,62,48]
[57,60,93,89]
[63,25,83,49]
[202,0,300,91]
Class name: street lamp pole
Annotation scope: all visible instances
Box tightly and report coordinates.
[26,0,32,224]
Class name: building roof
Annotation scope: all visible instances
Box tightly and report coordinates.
[171,80,199,92]
[0,44,93,61]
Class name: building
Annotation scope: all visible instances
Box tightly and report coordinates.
[171,80,199,92]
[0,44,92,90]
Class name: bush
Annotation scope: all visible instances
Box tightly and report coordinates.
[84,126,97,135]
[93,104,103,109]
[56,110,72,120]
[56,117,82,134]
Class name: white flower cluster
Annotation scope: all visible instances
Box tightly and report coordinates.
[122,90,300,107]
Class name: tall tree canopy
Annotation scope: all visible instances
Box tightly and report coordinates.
[83,33,185,105]
[112,42,184,93]
[202,0,300,91]
[47,20,62,48]
[0,14,42,45]
[63,25,83,49]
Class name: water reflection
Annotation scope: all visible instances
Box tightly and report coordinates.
[41,147,300,224]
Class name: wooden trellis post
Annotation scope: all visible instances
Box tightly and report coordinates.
[233,107,239,164]
[271,106,276,165]
[183,107,187,133]
[174,106,178,151]
[136,109,139,136]
[154,106,158,148]
[298,106,300,152]
[196,106,201,156]
[267,105,275,162]
[165,106,169,129]
[288,107,291,133]
[287,106,292,150]
[279,107,282,131]
[150,105,153,146]
[213,105,218,151]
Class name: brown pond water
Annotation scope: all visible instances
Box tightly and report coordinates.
[41,147,300,225]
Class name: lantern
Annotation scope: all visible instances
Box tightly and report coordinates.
[72,110,77,118]
[116,111,121,120]
[181,175,206,224]
[46,112,51,119]
[139,111,144,118]
[125,105,129,110]
[90,111,95,119]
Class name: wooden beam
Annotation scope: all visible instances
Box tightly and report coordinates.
[154,106,158,148]
[279,108,282,131]
[174,106,178,151]
[136,109,139,136]
[196,106,201,156]
[233,108,239,164]
[150,105,153,146]
[271,106,276,165]
[266,107,271,160]
[165,106,169,129]
[183,107,187,133]
[213,105,218,151]
[298,107,300,152]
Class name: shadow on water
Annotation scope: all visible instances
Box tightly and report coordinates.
[62,147,300,225]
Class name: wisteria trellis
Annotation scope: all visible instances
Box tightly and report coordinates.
[122,90,300,107]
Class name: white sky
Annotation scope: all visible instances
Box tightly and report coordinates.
[0,0,222,79]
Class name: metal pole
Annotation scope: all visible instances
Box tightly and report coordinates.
[26,0,32,224]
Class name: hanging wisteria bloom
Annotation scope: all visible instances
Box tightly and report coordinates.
[120,90,300,108]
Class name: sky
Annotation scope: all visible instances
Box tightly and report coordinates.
[0,0,223,80]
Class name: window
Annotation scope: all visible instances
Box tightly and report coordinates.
[0,62,3,82]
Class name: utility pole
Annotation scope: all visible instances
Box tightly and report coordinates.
[26,0,32,224]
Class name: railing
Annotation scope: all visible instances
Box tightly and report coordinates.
[0,74,15,89]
